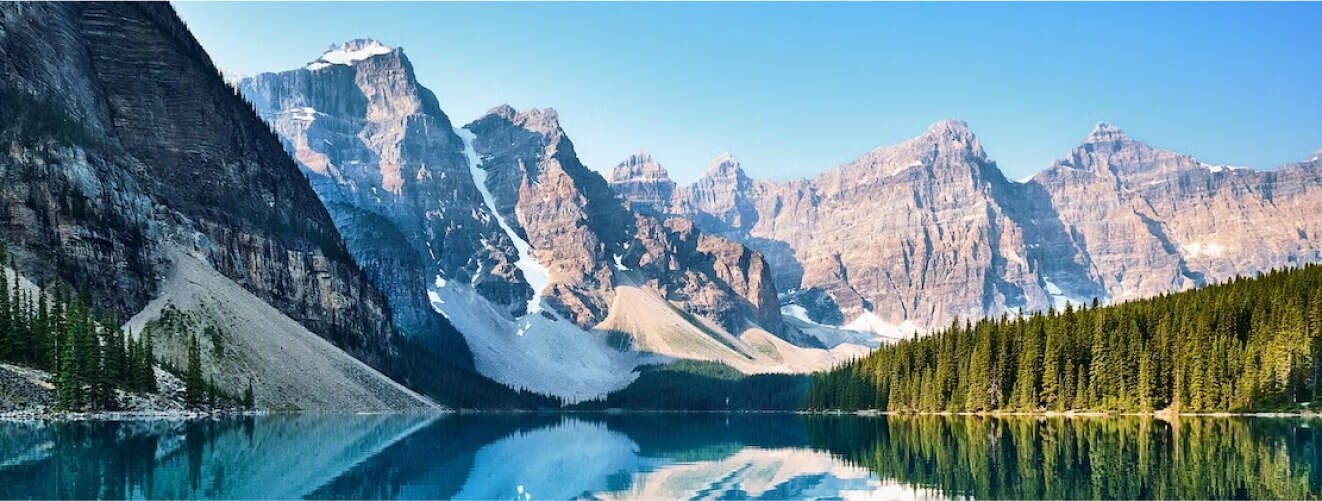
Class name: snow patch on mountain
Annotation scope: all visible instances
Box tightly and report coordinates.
[1199,162,1251,174]
[307,39,392,70]
[1182,241,1227,258]
[457,127,550,315]
[842,311,921,340]
[283,107,318,122]
[780,304,814,324]
[428,280,637,402]
[779,304,900,348]
[1041,276,1086,311]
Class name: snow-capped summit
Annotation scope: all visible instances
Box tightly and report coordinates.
[307,38,393,70]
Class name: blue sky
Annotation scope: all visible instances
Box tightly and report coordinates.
[176,2,1321,183]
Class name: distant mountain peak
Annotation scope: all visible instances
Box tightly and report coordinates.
[911,118,985,159]
[518,107,561,130]
[926,118,971,134]
[483,105,562,136]
[705,153,744,178]
[1085,121,1130,144]
[625,150,654,164]
[919,119,980,146]
[610,151,671,183]
[307,38,394,70]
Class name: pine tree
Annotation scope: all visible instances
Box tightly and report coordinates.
[185,334,204,406]
[1070,362,1089,410]
[1310,293,1322,402]
[0,257,10,362]
[56,340,78,410]
[1061,359,1077,410]
[243,379,255,408]
[34,286,50,370]
[1039,318,1062,410]
[139,328,157,392]
[1137,341,1155,412]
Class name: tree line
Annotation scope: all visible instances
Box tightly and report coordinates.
[0,243,232,411]
[805,263,1322,413]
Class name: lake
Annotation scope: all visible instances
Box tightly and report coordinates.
[0,413,1319,499]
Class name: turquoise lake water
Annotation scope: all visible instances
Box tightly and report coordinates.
[0,413,1319,499]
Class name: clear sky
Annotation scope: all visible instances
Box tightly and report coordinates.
[176,2,1321,183]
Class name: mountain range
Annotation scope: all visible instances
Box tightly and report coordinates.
[610,121,1322,332]
[236,40,871,400]
[2,2,1319,407]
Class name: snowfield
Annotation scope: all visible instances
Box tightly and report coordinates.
[842,311,922,340]
[428,280,641,403]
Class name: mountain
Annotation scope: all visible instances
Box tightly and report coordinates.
[608,121,1322,332]
[1030,123,1322,303]
[464,105,783,334]
[239,48,871,400]
[0,2,431,411]
[237,39,532,367]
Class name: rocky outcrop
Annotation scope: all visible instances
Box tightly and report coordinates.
[0,3,395,366]
[465,105,783,335]
[611,120,1322,330]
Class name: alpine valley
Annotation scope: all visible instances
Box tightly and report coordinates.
[2,2,1321,413]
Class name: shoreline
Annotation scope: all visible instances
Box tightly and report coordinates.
[6,407,1322,421]
[0,408,268,422]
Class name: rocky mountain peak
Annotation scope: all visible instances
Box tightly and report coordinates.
[609,152,676,215]
[486,104,517,119]
[918,119,982,154]
[307,38,395,70]
[834,119,988,181]
[610,151,671,183]
[1085,121,1130,145]
[703,153,748,181]
[925,118,972,135]
[500,106,562,137]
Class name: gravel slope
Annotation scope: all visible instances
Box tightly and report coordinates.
[124,248,438,412]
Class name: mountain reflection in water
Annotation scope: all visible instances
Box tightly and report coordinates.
[0,414,1318,499]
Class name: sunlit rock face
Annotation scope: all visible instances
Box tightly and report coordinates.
[0,3,395,366]
[465,106,784,335]
[238,40,533,363]
[608,152,676,216]
[1032,123,1322,303]
[611,121,1322,329]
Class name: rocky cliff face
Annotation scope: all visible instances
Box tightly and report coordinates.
[611,121,1322,330]
[465,105,783,335]
[1031,123,1322,302]
[238,41,538,363]
[0,3,395,366]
